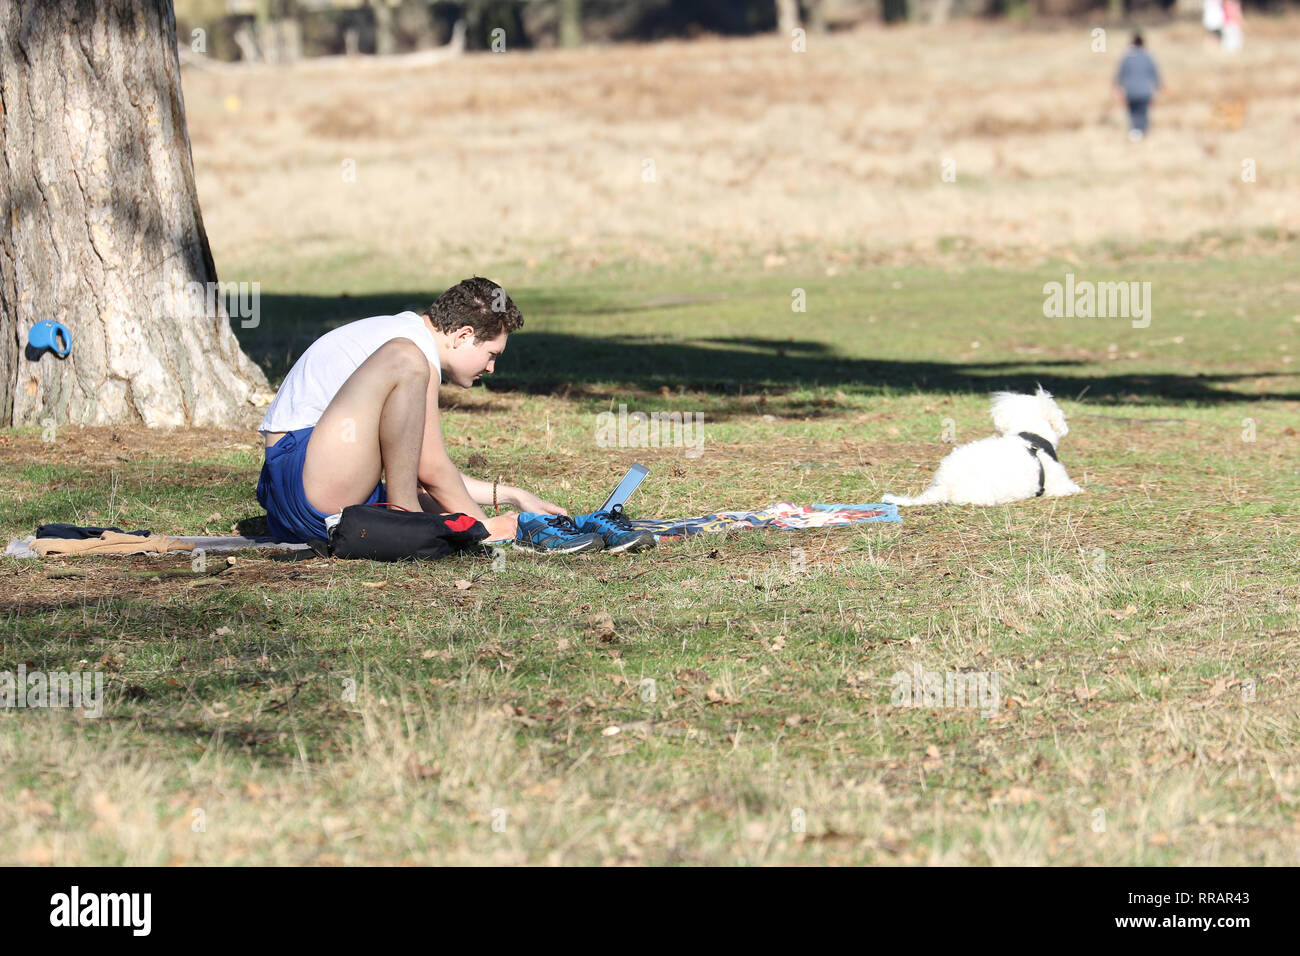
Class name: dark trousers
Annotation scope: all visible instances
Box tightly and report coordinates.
[1127,97,1151,134]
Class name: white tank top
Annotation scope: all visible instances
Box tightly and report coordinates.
[258,311,441,435]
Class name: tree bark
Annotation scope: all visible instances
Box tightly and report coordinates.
[373,0,396,56]
[558,0,581,48]
[805,0,828,33]
[776,0,801,35]
[928,0,954,24]
[881,0,910,24]
[0,0,270,428]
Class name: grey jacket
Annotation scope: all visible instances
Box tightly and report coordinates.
[1116,48,1161,100]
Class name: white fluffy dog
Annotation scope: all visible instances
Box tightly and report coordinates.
[882,388,1083,507]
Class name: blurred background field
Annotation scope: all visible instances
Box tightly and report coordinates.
[176,8,1300,292]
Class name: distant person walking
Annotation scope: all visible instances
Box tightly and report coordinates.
[1203,0,1225,49]
[1222,0,1244,52]
[1114,34,1162,142]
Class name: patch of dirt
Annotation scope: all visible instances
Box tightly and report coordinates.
[2,425,258,469]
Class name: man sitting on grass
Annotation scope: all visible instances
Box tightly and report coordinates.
[256,277,653,555]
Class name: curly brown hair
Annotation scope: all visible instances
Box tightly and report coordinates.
[424,277,523,342]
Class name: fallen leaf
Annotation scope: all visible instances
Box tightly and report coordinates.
[587,612,616,643]
[91,792,120,827]
[453,579,472,590]
[1000,617,1030,635]
[405,754,438,780]
[1003,785,1038,806]
[705,683,739,705]
[1201,677,1238,698]
[320,815,350,837]
[17,843,53,865]
[19,792,55,818]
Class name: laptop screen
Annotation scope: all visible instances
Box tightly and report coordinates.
[599,464,649,513]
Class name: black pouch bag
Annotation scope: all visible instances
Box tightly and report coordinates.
[324,505,491,561]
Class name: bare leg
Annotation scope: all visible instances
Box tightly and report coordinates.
[419,485,519,540]
[302,339,431,515]
[417,486,446,513]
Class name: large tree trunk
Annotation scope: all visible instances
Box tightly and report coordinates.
[776,0,800,35]
[881,0,910,24]
[805,0,828,33]
[373,0,396,56]
[0,0,270,428]
[558,0,581,48]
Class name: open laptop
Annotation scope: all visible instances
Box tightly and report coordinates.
[597,463,650,513]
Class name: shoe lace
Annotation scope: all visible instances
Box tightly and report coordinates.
[592,503,633,531]
[544,514,582,533]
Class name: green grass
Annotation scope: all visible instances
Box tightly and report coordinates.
[2,251,1298,864]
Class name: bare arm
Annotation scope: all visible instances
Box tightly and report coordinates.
[455,471,568,515]
[458,472,502,507]
[415,375,487,521]
[414,371,566,527]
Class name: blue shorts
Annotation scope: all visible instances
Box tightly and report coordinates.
[256,427,385,543]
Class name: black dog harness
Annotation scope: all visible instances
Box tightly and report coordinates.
[1018,432,1060,497]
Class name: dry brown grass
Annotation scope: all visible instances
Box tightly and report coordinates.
[6,631,1297,865]
[182,19,1300,278]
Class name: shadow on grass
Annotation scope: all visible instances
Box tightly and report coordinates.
[233,291,1300,406]
[2,591,350,757]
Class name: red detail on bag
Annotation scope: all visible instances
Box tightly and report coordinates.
[446,514,477,532]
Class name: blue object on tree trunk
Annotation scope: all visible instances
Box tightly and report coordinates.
[28,321,71,357]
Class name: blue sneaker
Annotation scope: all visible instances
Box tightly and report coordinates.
[514,513,605,554]
[572,504,657,554]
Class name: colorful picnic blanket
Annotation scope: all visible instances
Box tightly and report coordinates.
[6,504,900,558]
[627,502,900,540]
